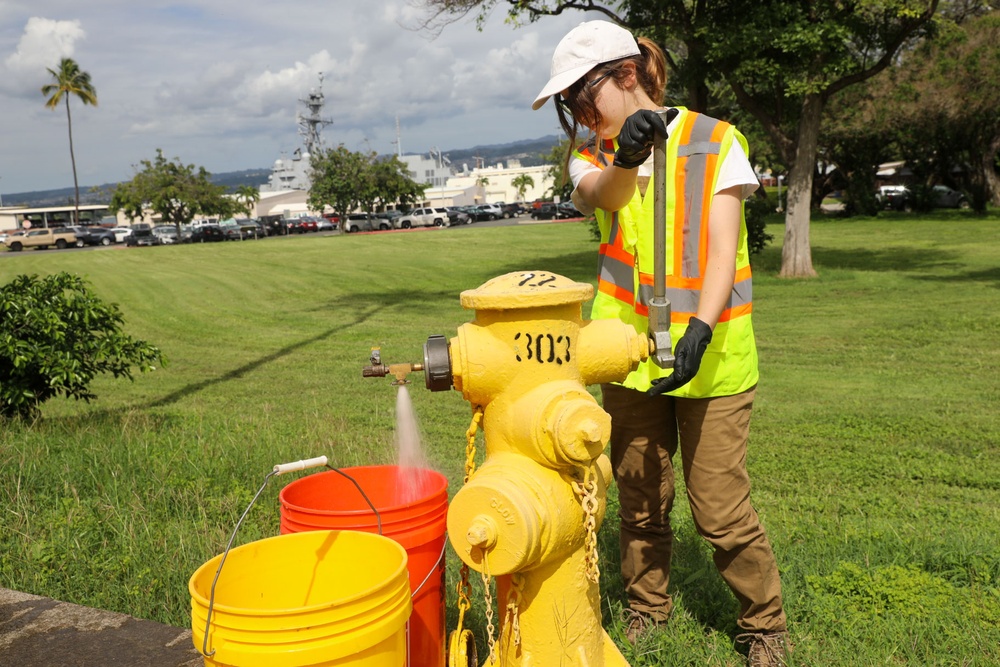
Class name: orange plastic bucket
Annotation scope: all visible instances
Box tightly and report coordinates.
[279,465,448,667]
[189,530,410,667]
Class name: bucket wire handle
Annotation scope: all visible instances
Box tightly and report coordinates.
[199,466,280,659]
[199,455,386,659]
[323,465,383,535]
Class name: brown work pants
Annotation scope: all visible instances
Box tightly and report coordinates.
[602,383,786,632]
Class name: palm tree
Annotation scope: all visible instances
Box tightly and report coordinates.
[234,185,260,217]
[42,58,98,225]
[511,174,535,202]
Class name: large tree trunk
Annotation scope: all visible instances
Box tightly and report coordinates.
[780,93,822,278]
[984,135,1000,208]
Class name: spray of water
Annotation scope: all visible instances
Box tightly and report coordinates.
[394,385,431,504]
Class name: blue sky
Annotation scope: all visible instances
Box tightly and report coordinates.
[0,1,596,195]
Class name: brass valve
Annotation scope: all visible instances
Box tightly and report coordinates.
[361,337,453,390]
[361,347,424,385]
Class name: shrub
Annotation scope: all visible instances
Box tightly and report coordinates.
[743,195,775,256]
[0,272,164,420]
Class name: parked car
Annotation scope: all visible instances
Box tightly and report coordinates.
[557,202,583,218]
[189,225,228,243]
[531,203,576,220]
[109,227,133,243]
[931,185,970,209]
[877,185,912,211]
[261,219,291,236]
[396,207,449,229]
[297,216,323,233]
[152,225,179,244]
[125,224,160,247]
[500,203,524,219]
[445,207,472,226]
[76,226,117,246]
[375,211,402,228]
[231,218,266,239]
[478,203,503,219]
[342,213,386,233]
[317,217,337,231]
[467,205,499,222]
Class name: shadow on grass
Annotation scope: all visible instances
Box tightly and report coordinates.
[812,246,960,273]
[913,266,1000,289]
[598,502,740,636]
[145,290,458,409]
[490,251,597,285]
[754,245,962,276]
[669,522,741,634]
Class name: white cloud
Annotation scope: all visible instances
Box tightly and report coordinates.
[0,2,595,194]
[2,17,85,95]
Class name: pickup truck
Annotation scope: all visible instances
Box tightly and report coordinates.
[4,228,77,251]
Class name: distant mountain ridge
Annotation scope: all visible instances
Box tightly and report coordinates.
[3,135,562,208]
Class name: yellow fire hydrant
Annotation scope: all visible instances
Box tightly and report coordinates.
[440,271,649,666]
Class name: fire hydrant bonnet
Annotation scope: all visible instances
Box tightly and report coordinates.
[531,21,640,110]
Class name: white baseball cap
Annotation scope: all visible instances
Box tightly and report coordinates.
[531,21,640,111]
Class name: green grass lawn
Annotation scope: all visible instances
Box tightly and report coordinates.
[1,213,998,666]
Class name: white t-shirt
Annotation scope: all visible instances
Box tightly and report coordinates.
[568,110,759,214]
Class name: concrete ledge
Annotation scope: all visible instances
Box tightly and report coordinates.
[0,588,202,666]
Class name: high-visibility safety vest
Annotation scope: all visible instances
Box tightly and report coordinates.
[575,108,758,398]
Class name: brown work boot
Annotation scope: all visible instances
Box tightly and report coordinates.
[623,609,657,644]
[736,631,790,667]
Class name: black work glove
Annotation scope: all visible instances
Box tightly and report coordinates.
[614,108,678,169]
[648,317,713,396]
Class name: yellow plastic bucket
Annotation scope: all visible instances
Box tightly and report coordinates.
[189,530,411,667]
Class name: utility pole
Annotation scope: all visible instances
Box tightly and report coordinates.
[395,116,401,157]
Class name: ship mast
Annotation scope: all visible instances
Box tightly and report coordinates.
[297,72,333,156]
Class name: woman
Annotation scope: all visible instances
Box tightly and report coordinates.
[532,21,789,667]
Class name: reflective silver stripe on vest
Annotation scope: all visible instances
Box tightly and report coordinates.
[599,252,635,296]
[678,141,721,157]
[599,211,634,294]
[680,114,724,280]
[607,210,621,245]
[638,276,752,314]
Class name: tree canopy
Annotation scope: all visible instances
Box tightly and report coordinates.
[424,0,939,277]
[308,146,425,218]
[109,149,236,232]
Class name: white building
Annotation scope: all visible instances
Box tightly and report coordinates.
[447,159,553,205]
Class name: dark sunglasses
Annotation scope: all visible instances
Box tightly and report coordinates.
[558,67,618,116]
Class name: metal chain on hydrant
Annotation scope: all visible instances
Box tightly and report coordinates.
[574,466,601,584]
[503,572,525,648]
[480,552,498,664]
[463,406,483,483]
[451,405,485,663]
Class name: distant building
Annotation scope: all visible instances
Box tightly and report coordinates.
[447,159,553,204]
[0,204,122,231]
[400,151,452,189]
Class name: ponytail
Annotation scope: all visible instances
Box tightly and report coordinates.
[635,36,668,106]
